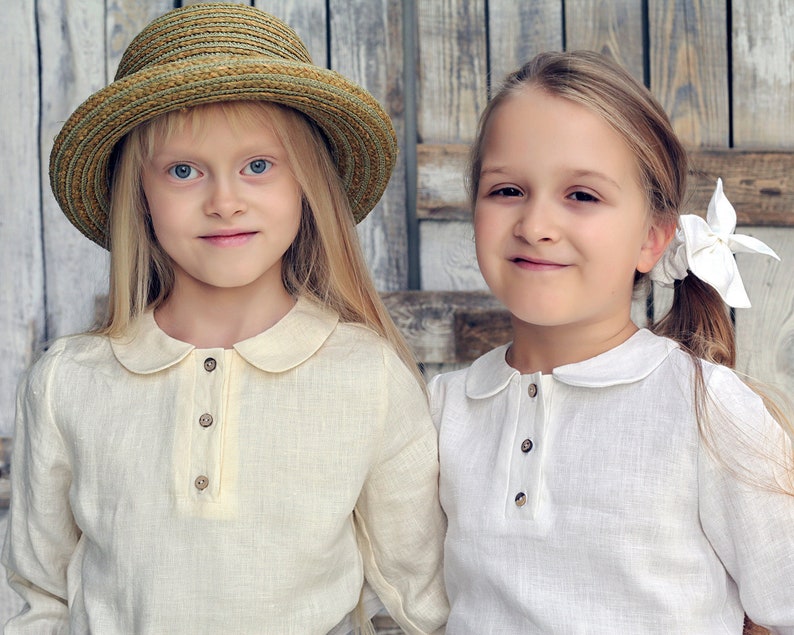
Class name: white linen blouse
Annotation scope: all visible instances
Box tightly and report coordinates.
[429,329,794,634]
[3,297,448,634]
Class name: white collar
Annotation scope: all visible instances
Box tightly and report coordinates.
[110,296,339,374]
[465,329,679,399]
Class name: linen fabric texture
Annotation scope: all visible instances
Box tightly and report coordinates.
[2,297,448,634]
[429,329,794,634]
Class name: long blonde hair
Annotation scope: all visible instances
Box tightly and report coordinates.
[469,50,792,490]
[103,101,421,383]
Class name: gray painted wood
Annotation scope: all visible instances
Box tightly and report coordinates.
[0,1,44,437]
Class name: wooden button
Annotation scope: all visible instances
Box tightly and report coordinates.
[527,383,538,398]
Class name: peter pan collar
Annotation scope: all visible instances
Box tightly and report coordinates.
[465,329,678,399]
[111,296,339,374]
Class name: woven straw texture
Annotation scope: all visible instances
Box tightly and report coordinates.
[49,3,398,247]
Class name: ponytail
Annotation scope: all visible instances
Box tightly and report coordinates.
[651,275,735,368]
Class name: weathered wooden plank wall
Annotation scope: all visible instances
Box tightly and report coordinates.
[0,0,792,434]
[1,0,793,629]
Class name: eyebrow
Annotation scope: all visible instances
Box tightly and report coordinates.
[479,166,624,191]
[568,169,622,190]
[478,166,510,179]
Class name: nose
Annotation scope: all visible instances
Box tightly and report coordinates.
[205,175,246,218]
[513,197,559,244]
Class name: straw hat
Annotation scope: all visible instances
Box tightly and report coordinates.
[49,2,398,247]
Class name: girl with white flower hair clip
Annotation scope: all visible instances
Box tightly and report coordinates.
[430,50,794,634]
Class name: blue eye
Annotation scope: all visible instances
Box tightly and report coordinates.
[245,159,271,175]
[168,164,197,180]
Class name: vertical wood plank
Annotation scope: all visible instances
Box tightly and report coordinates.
[38,0,109,340]
[732,3,794,388]
[648,0,729,146]
[735,228,794,390]
[416,0,487,144]
[487,0,563,86]
[417,0,487,291]
[420,222,487,291]
[732,0,794,148]
[330,0,408,290]
[106,0,173,82]
[0,1,43,436]
[254,0,328,66]
[564,0,645,82]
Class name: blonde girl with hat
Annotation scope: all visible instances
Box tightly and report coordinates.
[430,50,794,633]
[2,4,447,634]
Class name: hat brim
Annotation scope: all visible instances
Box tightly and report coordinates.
[50,58,398,247]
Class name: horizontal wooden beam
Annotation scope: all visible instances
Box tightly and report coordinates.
[382,291,511,364]
[417,144,794,226]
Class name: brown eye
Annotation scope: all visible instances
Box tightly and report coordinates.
[493,186,522,197]
[569,191,598,202]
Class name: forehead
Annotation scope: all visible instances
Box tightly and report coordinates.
[477,87,649,204]
[487,87,619,145]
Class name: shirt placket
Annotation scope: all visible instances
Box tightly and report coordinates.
[505,372,547,519]
[187,349,226,502]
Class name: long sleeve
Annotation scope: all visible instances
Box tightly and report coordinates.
[698,366,794,634]
[2,300,447,634]
[354,347,448,635]
[2,343,80,633]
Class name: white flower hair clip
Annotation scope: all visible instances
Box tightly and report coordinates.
[649,178,780,308]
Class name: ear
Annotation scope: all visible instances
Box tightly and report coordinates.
[637,220,675,273]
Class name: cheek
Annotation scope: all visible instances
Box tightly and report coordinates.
[473,207,499,248]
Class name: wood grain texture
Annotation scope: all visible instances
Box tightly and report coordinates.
[564,0,645,82]
[254,0,328,66]
[454,309,512,361]
[106,0,173,82]
[735,227,794,390]
[39,0,110,340]
[686,151,794,225]
[419,221,486,291]
[0,437,9,508]
[0,3,43,437]
[417,143,470,219]
[331,0,408,291]
[416,0,487,143]
[648,0,729,146]
[732,0,794,147]
[382,290,504,363]
[486,0,563,86]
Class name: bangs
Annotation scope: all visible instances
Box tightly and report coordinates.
[134,101,297,159]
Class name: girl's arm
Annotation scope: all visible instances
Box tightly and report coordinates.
[353,346,448,635]
[698,366,794,634]
[2,347,79,633]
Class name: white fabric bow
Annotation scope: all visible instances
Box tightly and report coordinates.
[649,178,779,308]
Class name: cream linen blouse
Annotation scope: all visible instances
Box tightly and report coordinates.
[429,329,794,634]
[2,297,448,634]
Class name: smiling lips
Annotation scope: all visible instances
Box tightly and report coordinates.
[510,255,567,271]
[200,230,258,247]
